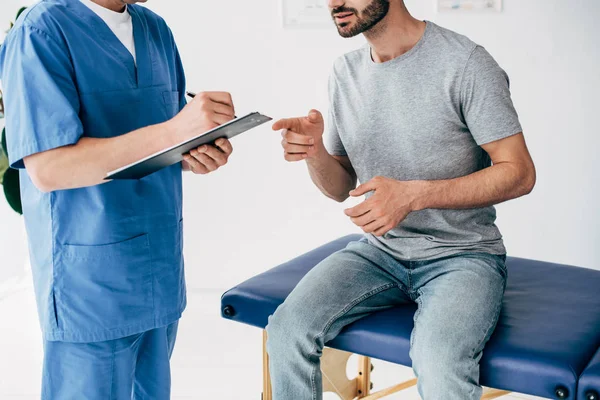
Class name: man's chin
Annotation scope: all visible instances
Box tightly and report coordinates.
[336,26,361,38]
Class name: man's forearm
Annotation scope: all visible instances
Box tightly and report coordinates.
[414,162,536,211]
[306,146,356,202]
[25,121,180,192]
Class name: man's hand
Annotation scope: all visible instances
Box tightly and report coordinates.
[183,138,233,174]
[272,109,325,162]
[344,176,424,237]
[273,109,357,202]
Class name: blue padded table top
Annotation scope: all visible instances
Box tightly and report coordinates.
[579,348,600,400]
[221,235,600,400]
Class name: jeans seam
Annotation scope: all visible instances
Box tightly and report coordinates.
[466,280,506,399]
[308,282,397,400]
[410,288,424,351]
[407,262,413,292]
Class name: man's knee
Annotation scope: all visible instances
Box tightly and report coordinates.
[266,260,345,358]
[266,300,311,360]
[266,280,338,364]
[265,306,288,356]
[412,346,469,379]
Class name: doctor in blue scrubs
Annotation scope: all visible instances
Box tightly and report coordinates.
[0,0,235,398]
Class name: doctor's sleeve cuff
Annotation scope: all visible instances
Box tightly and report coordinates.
[9,126,83,169]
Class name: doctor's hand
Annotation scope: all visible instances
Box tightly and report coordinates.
[344,176,424,237]
[272,109,325,162]
[182,138,233,174]
[169,91,235,174]
[171,91,236,140]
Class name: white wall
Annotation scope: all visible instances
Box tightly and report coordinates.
[0,0,598,294]
[151,0,600,290]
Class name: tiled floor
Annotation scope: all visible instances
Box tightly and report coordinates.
[0,285,546,400]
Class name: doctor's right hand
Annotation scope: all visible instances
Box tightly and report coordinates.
[170,91,236,141]
[168,91,235,174]
[272,109,325,162]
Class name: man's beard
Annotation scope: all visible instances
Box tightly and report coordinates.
[332,0,390,38]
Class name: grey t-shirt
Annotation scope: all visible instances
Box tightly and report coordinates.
[326,21,522,261]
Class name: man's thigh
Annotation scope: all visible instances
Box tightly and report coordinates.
[268,239,411,343]
[410,253,507,362]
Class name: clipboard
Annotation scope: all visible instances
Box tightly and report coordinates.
[106,112,272,180]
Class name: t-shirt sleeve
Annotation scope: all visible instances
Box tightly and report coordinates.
[460,45,522,146]
[1,25,83,169]
[324,71,348,157]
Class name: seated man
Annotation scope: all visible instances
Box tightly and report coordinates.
[268,0,535,399]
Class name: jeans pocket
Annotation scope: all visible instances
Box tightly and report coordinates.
[463,252,508,280]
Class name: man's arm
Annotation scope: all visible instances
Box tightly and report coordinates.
[345,133,536,237]
[414,132,535,210]
[274,109,356,202]
[24,92,235,192]
[306,148,356,202]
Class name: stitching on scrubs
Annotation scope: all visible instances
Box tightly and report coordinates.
[150,238,156,325]
[41,363,48,399]
[129,6,154,85]
[307,283,397,400]
[110,339,116,400]
[76,83,172,96]
[21,24,64,55]
[49,189,63,337]
[52,290,59,329]
[50,310,183,343]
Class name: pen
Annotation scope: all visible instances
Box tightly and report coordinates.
[186,91,237,118]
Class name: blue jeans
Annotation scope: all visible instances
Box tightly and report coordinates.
[266,239,506,400]
[42,321,179,400]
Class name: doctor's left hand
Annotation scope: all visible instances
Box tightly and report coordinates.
[182,138,233,174]
[344,176,425,237]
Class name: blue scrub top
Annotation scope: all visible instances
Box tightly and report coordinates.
[0,0,187,342]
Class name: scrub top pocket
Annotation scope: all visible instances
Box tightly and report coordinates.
[59,234,154,336]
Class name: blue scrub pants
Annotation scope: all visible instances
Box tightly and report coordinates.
[42,321,179,400]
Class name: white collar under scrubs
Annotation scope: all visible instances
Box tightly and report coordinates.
[80,0,136,64]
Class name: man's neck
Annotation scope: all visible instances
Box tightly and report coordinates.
[89,0,126,13]
[364,4,426,63]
